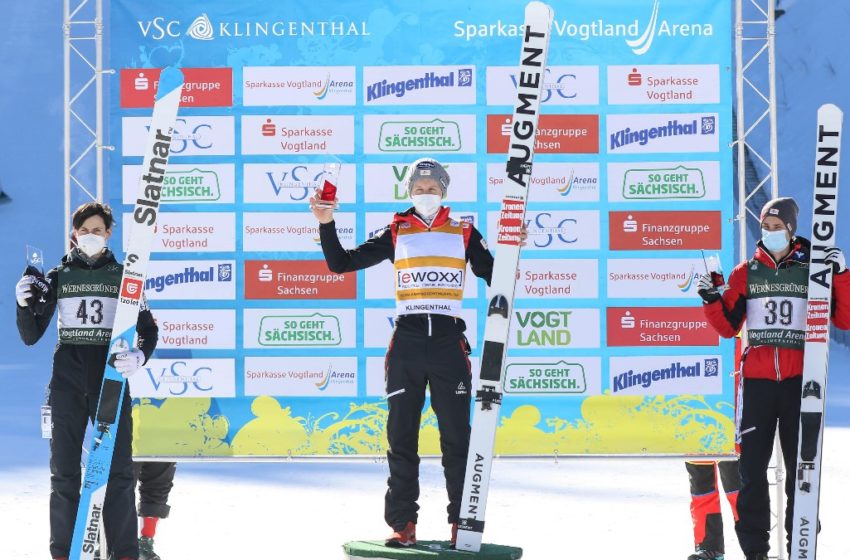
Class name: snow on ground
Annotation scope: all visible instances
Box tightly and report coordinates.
[3,429,850,559]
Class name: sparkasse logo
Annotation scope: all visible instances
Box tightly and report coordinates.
[608,64,720,105]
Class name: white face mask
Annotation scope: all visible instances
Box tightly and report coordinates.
[411,194,442,219]
[761,229,789,253]
[77,233,107,258]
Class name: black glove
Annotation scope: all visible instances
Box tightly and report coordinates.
[20,266,51,315]
[697,272,721,304]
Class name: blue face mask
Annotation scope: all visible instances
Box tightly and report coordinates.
[761,229,790,253]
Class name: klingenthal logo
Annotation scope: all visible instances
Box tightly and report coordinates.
[612,357,719,393]
[610,116,715,151]
[366,68,473,102]
[145,264,232,293]
[187,14,214,41]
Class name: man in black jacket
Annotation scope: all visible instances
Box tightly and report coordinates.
[16,202,158,560]
[311,158,495,548]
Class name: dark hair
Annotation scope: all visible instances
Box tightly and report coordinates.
[72,202,114,230]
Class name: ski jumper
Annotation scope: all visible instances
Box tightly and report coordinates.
[701,238,850,555]
[319,206,493,530]
[16,250,158,560]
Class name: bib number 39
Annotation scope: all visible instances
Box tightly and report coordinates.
[764,299,793,326]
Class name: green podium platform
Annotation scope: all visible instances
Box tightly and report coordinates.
[343,540,523,559]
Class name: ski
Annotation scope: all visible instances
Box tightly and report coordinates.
[455,2,554,553]
[790,103,843,560]
[70,67,184,560]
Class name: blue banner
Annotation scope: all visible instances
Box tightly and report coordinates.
[109,0,736,457]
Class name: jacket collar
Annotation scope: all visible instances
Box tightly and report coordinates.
[754,236,810,269]
[393,205,452,230]
[63,248,117,269]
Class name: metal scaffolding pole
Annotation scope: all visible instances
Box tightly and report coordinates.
[735,1,784,559]
[63,0,111,252]
[63,1,112,556]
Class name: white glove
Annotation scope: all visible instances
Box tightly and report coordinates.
[112,349,145,378]
[824,247,847,274]
[16,276,35,307]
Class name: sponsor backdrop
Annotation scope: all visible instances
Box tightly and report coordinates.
[110,0,735,457]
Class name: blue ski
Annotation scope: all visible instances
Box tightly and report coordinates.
[70,66,184,560]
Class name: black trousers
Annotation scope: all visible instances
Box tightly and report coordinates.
[49,387,137,559]
[384,314,472,530]
[133,461,177,518]
[735,376,802,555]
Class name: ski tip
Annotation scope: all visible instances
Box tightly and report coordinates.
[156,67,185,100]
[819,103,844,119]
[526,1,554,19]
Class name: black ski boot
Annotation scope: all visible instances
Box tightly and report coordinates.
[138,536,161,560]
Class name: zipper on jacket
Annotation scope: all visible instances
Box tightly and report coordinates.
[428,314,432,337]
[412,213,432,231]
[774,347,781,382]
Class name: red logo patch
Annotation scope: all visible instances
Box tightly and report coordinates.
[121,278,144,300]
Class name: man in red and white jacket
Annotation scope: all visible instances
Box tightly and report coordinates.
[697,197,850,560]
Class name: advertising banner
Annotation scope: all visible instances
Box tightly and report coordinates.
[111,0,735,458]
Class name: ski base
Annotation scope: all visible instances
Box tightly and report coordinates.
[790,102,843,560]
[455,1,554,553]
[69,67,185,560]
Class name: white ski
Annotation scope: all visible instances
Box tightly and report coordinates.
[455,2,554,553]
[70,67,184,560]
[791,103,843,560]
